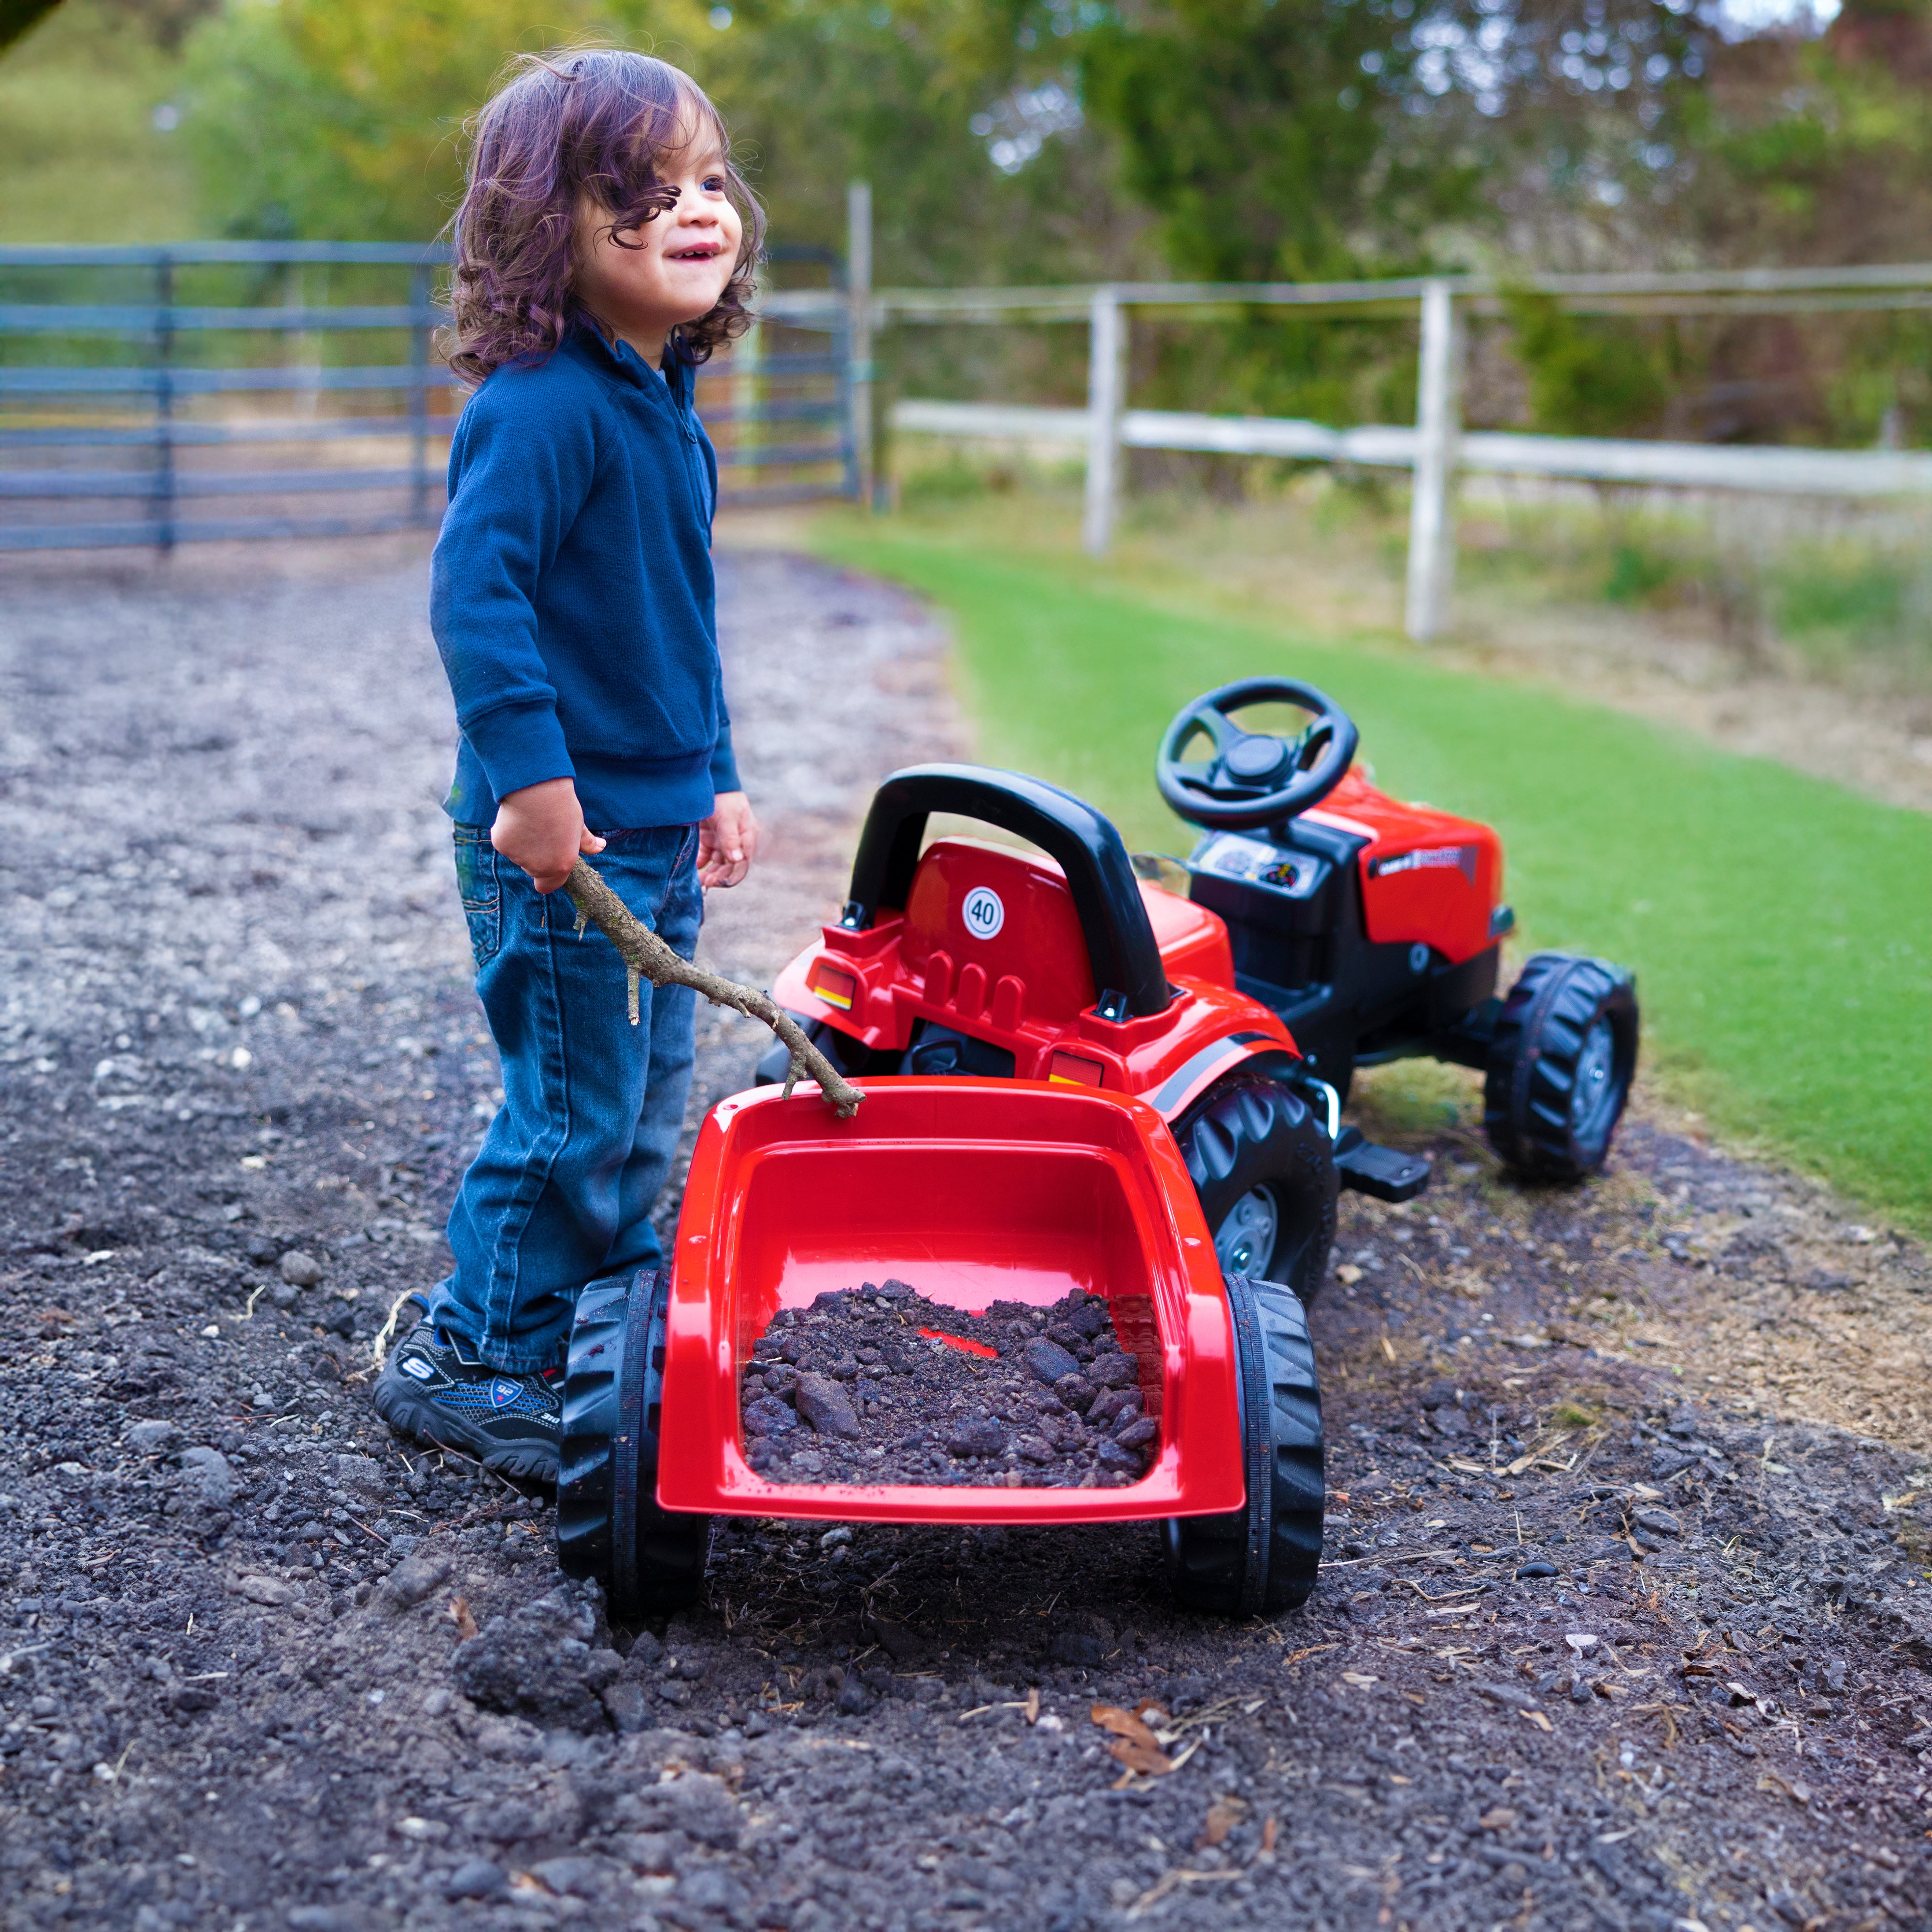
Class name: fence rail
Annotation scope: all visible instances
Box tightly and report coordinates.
[0,236,864,553]
[879,263,1932,640]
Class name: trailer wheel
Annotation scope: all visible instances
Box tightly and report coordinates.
[1173,1075,1338,1303]
[556,1268,710,1621]
[1483,953,1638,1181]
[1164,1273,1325,1616]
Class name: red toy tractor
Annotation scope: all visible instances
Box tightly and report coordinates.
[558,679,1638,1620]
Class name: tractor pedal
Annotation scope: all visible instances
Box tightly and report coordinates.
[1334,1130,1430,1203]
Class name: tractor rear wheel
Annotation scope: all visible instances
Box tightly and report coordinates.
[1173,1075,1338,1303]
[1483,953,1638,1180]
[556,1268,710,1621]
[1163,1273,1325,1616]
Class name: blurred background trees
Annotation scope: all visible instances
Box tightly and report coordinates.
[5,0,1932,443]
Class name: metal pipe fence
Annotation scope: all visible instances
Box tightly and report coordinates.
[0,239,862,554]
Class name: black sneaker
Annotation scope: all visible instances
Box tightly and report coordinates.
[372,1316,563,1483]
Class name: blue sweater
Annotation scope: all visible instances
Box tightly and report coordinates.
[431,322,740,830]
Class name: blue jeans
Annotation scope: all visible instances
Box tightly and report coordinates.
[426,823,702,1372]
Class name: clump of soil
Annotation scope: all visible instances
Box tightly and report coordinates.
[740,1281,1159,1488]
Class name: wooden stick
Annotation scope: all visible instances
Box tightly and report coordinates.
[563,857,864,1119]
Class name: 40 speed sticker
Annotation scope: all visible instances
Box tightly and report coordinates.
[961,885,1005,940]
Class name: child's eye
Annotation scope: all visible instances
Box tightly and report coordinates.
[703,175,727,192]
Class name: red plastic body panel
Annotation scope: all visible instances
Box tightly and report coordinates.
[655,1080,1246,1524]
[770,838,1292,1121]
[1307,769,1504,965]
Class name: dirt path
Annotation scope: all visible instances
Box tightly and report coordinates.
[1,544,1928,1932]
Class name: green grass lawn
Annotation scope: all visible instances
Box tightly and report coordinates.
[811,510,1932,1228]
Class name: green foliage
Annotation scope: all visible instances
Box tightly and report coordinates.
[1078,0,1467,283]
[179,0,679,241]
[0,0,198,243]
[815,512,1932,1226]
[1602,540,1679,606]
[0,0,63,54]
[1502,288,1668,440]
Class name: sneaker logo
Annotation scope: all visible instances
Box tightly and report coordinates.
[488,1377,521,1408]
[401,1357,435,1382]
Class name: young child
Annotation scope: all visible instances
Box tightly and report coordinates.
[374,49,764,1481]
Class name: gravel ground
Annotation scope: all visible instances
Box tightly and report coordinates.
[2,541,1930,1932]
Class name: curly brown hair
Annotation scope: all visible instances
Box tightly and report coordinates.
[442,48,764,388]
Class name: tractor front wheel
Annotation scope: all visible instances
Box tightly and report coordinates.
[1173,1075,1338,1303]
[556,1268,710,1622]
[1483,953,1639,1181]
[1164,1273,1325,1616]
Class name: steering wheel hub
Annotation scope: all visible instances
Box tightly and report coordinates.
[1154,677,1361,830]
[1224,735,1288,781]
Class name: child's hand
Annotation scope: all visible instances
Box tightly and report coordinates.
[492,778,605,894]
[699,791,759,888]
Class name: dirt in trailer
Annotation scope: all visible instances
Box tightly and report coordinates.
[741,1284,1156,1489]
[1,539,1930,1932]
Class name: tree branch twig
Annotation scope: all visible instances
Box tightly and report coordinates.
[563,857,864,1119]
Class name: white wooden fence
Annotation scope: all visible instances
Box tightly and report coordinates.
[842,257,1932,642]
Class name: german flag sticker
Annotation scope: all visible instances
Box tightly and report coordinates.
[1049,1051,1104,1087]
[808,964,857,1011]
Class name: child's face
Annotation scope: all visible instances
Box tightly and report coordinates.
[573,126,745,359]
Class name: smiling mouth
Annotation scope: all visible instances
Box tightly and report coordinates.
[668,244,724,262]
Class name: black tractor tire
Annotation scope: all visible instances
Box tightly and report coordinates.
[1483,952,1639,1181]
[556,1268,710,1621]
[1173,1074,1338,1304]
[1164,1273,1325,1616]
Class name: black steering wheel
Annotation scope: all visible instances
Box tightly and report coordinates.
[1155,677,1360,831]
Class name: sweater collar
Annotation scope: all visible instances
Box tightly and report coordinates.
[565,316,696,409]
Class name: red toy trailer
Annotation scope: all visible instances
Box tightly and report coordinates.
[558,679,1638,1619]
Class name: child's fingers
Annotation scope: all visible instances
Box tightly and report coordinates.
[577,826,607,853]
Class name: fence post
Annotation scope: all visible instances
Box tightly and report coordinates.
[1405,278,1462,641]
[1082,285,1127,556]
[409,261,430,526]
[847,180,874,508]
[154,254,176,556]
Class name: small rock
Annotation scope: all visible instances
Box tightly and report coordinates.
[1015,1435,1057,1465]
[794,1372,860,1438]
[601,1681,651,1733]
[877,1278,915,1299]
[743,1394,798,1437]
[444,1859,507,1901]
[945,1415,1008,1459]
[125,1420,180,1454]
[1023,1337,1080,1386]
[238,1574,297,1606]
[335,1453,385,1496]
[609,1831,683,1874]
[1476,1681,1541,1711]
[527,1857,607,1900]
[1088,1350,1138,1390]
[1115,1415,1158,1449]
[1515,1561,1558,1580]
[1049,1631,1104,1667]
[279,1250,326,1288]
[1053,1372,1096,1413]
[1094,1439,1141,1473]
[1632,1508,1681,1537]
[1066,1300,1109,1339]
[180,1445,236,1506]
[380,1554,453,1612]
